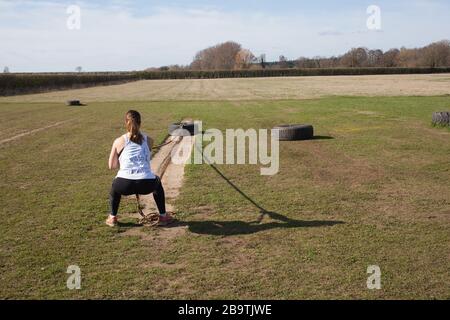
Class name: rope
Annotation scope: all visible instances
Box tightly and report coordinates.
[135,195,160,226]
[151,140,173,150]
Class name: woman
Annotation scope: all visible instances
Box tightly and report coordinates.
[106,110,173,227]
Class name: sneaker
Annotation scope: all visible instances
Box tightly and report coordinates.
[105,215,118,227]
[158,213,175,226]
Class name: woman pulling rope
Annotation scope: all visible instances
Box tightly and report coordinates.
[106,110,175,227]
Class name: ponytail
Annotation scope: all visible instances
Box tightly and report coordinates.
[125,110,143,145]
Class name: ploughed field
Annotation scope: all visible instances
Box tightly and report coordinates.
[1,73,450,102]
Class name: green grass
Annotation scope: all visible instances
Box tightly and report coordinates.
[0,96,449,299]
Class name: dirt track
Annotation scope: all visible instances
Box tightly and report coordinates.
[122,126,195,239]
[2,74,449,102]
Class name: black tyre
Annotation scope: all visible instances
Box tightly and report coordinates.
[273,124,314,141]
[66,100,82,106]
[168,122,198,136]
[432,112,450,127]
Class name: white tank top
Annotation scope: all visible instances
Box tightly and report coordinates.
[116,133,156,180]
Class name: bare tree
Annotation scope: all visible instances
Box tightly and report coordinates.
[258,54,267,69]
[191,41,243,70]
[235,49,256,69]
[340,48,368,67]
[382,49,400,67]
[188,39,450,71]
[397,47,420,67]
[421,40,450,67]
[367,49,384,67]
[278,55,289,68]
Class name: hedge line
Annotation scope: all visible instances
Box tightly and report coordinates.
[140,67,450,79]
[0,73,140,96]
[1,67,450,96]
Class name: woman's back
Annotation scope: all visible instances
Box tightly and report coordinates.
[117,134,155,180]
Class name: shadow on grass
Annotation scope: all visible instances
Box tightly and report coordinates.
[313,135,334,140]
[182,146,344,236]
[117,144,344,235]
[118,221,142,228]
[185,211,344,236]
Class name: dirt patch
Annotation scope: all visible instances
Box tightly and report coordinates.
[292,141,385,188]
[121,223,188,245]
[371,179,450,222]
[357,111,378,115]
[0,120,72,145]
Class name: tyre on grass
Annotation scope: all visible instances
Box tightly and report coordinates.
[432,112,450,127]
[66,100,83,106]
[168,122,198,136]
[273,124,314,141]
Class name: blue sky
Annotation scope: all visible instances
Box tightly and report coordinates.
[1,0,449,72]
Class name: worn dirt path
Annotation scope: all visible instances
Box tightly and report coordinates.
[122,122,196,241]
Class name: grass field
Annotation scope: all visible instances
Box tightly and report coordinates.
[0,77,449,299]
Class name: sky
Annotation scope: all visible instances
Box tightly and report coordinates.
[1,0,449,72]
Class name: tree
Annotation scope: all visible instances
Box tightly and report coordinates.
[397,47,420,67]
[75,66,82,73]
[421,40,450,67]
[296,57,310,68]
[278,55,289,68]
[187,39,450,71]
[258,54,267,69]
[340,48,369,67]
[235,49,256,69]
[382,49,400,67]
[3,66,10,73]
[190,41,243,70]
[367,49,384,67]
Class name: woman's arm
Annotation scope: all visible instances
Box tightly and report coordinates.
[108,139,121,170]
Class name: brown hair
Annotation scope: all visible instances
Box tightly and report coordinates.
[125,110,143,145]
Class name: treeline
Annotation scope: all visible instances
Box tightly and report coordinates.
[0,72,140,96]
[296,40,450,69]
[140,67,450,79]
[152,40,450,71]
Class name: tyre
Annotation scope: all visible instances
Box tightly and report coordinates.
[273,124,314,141]
[66,100,82,106]
[168,122,198,136]
[432,112,450,127]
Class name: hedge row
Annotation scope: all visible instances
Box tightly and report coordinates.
[0,73,140,96]
[140,67,450,79]
[1,67,450,96]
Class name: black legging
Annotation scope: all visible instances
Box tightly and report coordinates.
[109,177,166,216]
